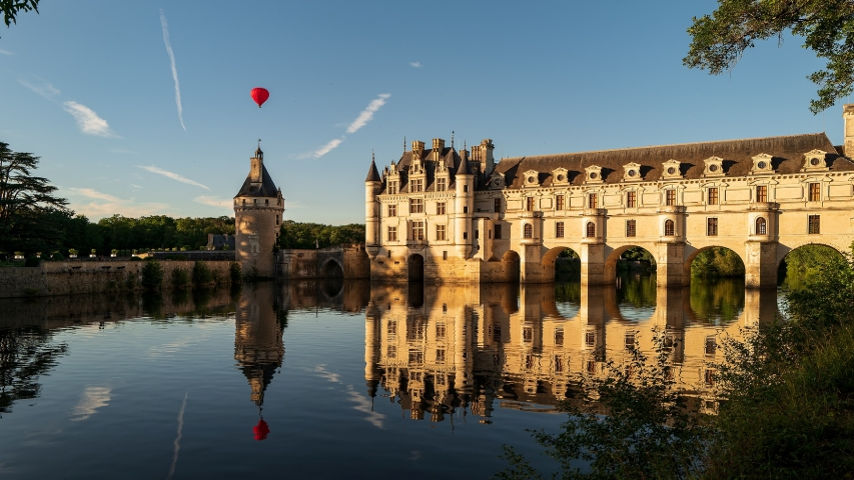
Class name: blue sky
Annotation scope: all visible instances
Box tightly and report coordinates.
[0,1,847,224]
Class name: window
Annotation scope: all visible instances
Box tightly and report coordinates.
[665,189,676,206]
[409,350,424,364]
[387,181,398,194]
[555,221,565,238]
[411,178,423,192]
[554,356,563,373]
[707,217,718,236]
[494,224,502,239]
[387,321,397,335]
[626,219,636,237]
[523,224,533,239]
[705,336,716,356]
[708,187,719,205]
[387,226,397,242]
[435,224,446,241]
[588,193,598,208]
[664,219,675,236]
[436,323,446,338]
[624,332,635,350]
[554,328,564,346]
[755,217,767,235]
[463,206,468,213]
[555,194,565,210]
[463,185,469,193]
[523,326,533,343]
[387,345,396,358]
[435,349,445,364]
[808,182,820,201]
[808,215,820,234]
[585,331,595,347]
[436,202,446,215]
[756,185,767,202]
[436,177,446,192]
[388,204,396,217]
[409,198,423,213]
[526,197,535,211]
[626,191,636,208]
[494,198,501,212]
[410,221,425,241]
[586,222,596,238]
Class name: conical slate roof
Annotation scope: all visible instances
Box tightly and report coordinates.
[235,164,279,198]
[365,159,381,182]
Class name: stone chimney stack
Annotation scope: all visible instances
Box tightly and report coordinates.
[250,147,263,182]
[411,140,425,163]
[431,138,445,161]
[844,104,854,157]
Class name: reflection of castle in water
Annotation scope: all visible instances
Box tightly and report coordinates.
[365,283,777,422]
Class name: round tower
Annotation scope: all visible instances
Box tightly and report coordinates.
[234,146,285,278]
[364,154,382,257]
[454,152,474,258]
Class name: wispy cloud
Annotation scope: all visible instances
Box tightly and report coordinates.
[160,9,186,131]
[63,101,118,137]
[346,93,391,134]
[18,76,60,99]
[0,48,14,56]
[409,61,422,68]
[194,195,232,209]
[313,138,344,158]
[137,165,210,190]
[68,187,121,203]
[66,186,169,218]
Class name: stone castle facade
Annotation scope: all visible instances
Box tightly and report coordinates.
[234,147,284,278]
[365,106,854,288]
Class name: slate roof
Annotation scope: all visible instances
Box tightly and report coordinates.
[235,163,280,197]
[365,160,381,182]
[494,133,854,188]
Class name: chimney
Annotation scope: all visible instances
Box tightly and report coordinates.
[431,138,445,161]
[411,140,425,161]
[250,148,263,183]
[844,105,854,157]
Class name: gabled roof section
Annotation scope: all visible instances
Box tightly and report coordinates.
[495,133,852,188]
[235,163,279,198]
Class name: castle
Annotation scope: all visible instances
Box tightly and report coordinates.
[364,105,854,288]
[234,147,285,278]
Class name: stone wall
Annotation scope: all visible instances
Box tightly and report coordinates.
[278,245,370,280]
[0,260,237,298]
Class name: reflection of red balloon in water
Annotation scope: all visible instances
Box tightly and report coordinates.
[253,418,270,441]
[250,87,270,108]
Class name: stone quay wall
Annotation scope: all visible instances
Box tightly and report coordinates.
[0,260,237,298]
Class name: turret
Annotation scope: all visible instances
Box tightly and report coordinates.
[365,154,382,256]
[454,153,474,258]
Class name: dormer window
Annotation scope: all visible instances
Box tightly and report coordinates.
[552,167,569,186]
[622,162,642,182]
[584,165,603,184]
[750,153,774,175]
[436,177,447,192]
[661,159,682,180]
[523,170,540,187]
[703,156,725,177]
[488,172,505,189]
[801,149,829,172]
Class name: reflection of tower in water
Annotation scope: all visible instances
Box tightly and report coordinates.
[234,283,285,439]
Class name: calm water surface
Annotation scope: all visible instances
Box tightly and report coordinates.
[0,277,777,478]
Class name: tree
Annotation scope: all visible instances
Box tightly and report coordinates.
[1,0,38,32]
[684,0,854,113]
[0,142,68,256]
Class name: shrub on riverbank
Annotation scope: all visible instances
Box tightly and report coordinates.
[141,261,162,291]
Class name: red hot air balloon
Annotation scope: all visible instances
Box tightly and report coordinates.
[250,87,270,108]
[253,418,270,440]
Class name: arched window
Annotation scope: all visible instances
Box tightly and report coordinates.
[664,219,675,236]
[523,223,533,239]
[586,222,596,238]
[755,217,767,235]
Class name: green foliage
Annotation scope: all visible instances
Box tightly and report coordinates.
[1,0,38,30]
[780,243,844,290]
[684,0,854,113]
[191,261,214,288]
[688,277,745,324]
[141,261,163,291]
[690,247,744,278]
[171,268,190,291]
[616,273,656,308]
[278,220,365,249]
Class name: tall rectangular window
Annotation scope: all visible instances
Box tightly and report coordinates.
[387,181,398,194]
[626,191,636,208]
[494,198,501,213]
[436,202,446,215]
[808,215,820,234]
[554,328,564,346]
[588,193,598,208]
[435,224,446,241]
[494,224,502,239]
[756,185,767,202]
[409,198,423,214]
[411,221,425,241]
[626,219,636,237]
[707,217,718,236]
[411,179,423,192]
[387,226,397,242]
[436,177,446,192]
[555,195,565,210]
[808,183,820,201]
[708,187,719,205]
[388,204,396,217]
[555,221,565,238]
[526,197,535,211]
[665,189,676,206]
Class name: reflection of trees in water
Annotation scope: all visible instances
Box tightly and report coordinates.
[689,278,745,325]
[0,327,68,415]
[554,281,580,303]
[616,273,656,308]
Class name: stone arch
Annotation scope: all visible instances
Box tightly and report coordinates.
[776,241,846,268]
[683,245,746,281]
[319,257,344,279]
[501,250,520,283]
[408,254,424,282]
[604,244,657,285]
[777,243,846,287]
[541,246,581,281]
